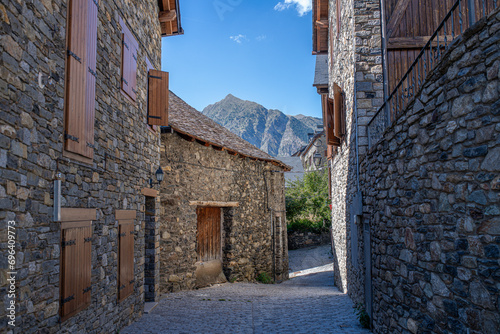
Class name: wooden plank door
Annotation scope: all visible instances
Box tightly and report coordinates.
[197,207,221,262]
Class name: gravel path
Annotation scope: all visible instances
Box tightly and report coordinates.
[122,245,370,333]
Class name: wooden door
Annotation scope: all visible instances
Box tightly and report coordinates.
[197,207,221,262]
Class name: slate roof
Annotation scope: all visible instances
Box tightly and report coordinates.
[313,54,328,87]
[166,91,290,170]
[279,157,305,185]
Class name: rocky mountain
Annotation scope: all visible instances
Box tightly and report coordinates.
[202,94,322,157]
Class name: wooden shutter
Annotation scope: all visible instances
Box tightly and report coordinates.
[60,224,92,321]
[323,94,341,146]
[148,69,169,126]
[333,84,345,139]
[336,0,341,37]
[197,207,221,261]
[118,222,134,301]
[328,164,332,199]
[116,210,136,301]
[65,0,97,159]
[121,19,138,101]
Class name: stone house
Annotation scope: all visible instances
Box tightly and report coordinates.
[312,0,500,333]
[297,131,328,172]
[1,0,182,332]
[158,92,290,292]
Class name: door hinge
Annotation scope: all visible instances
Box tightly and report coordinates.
[119,284,126,291]
[122,77,128,86]
[84,237,92,243]
[83,286,92,294]
[119,232,126,238]
[123,41,129,50]
[92,0,99,8]
[65,133,79,143]
[87,142,96,149]
[61,239,76,248]
[130,230,134,235]
[131,88,137,95]
[67,50,81,63]
[129,279,135,285]
[148,74,162,80]
[61,295,75,304]
[132,54,137,62]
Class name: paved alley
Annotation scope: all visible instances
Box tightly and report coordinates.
[122,245,370,333]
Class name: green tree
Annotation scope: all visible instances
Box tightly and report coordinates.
[285,169,331,233]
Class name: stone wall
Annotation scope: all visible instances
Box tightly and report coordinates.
[360,10,500,334]
[288,231,330,250]
[328,0,383,306]
[159,132,288,292]
[0,0,162,332]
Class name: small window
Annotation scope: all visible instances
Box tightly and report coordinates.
[322,84,345,147]
[120,18,138,101]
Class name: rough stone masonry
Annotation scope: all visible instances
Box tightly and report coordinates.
[361,8,500,334]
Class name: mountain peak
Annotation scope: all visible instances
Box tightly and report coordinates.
[202,96,322,157]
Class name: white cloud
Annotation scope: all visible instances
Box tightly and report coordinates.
[274,0,312,16]
[230,34,247,44]
[256,35,267,41]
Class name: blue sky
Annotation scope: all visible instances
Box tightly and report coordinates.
[161,0,322,118]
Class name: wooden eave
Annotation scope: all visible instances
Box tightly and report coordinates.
[158,0,183,37]
[312,0,329,54]
[168,128,291,171]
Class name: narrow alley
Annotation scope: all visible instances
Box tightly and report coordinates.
[121,245,370,334]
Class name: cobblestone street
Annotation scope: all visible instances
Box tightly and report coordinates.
[122,245,371,333]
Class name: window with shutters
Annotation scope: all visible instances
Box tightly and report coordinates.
[59,208,95,321]
[116,210,136,301]
[64,0,98,162]
[322,84,345,147]
[148,69,169,126]
[120,18,139,102]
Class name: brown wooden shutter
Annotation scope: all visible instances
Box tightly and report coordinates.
[333,84,345,139]
[328,164,332,199]
[118,222,134,301]
[336,0,341,37]
[323,94,341,147]
[121,20,138,101]
[60,224,92,321]
[65,0,97,159]
[148,69,169,126]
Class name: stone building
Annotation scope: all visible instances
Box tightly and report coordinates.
[0,0,182,332]
[297,131,328,172]
[158,92,290,292]
[312,0,500,332]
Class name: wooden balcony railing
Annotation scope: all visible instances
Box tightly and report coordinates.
[368,0,498,148]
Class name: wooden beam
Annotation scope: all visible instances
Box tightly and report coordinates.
[61,208,97,222]
[386,0,412,37]
[159,10,177,23]
[196,139,210,147]
[141,187,159,197]
[387,36,455,49]
[212,145,224,151]
[189,201,239,207]
[116,210,136,220]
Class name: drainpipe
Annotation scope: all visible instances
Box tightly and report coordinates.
[271,208,276,282]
